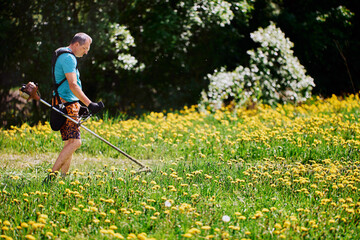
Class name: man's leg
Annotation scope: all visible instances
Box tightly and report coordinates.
[52,139,81,176]
[43,101,81,184]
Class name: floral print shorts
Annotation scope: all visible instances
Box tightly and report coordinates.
[59,98,81,141]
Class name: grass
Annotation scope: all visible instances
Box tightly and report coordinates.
[1,94,360,239]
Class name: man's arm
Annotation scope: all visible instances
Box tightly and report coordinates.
[65,72,91,106]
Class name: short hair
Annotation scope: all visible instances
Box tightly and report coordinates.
[70,33,92,45]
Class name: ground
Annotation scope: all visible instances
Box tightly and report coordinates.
[0,153,154,173]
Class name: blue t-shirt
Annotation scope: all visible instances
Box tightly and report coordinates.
[54,47,82,102]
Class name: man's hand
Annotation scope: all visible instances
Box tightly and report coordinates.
[79,106,89,117]
[88,101,104,115]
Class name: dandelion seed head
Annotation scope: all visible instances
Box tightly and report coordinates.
[222,215,230,222]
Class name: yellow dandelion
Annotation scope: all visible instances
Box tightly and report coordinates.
[182,233,193,238]
[201,226,211,230]
[301,227,309,232]
[114,233,124,239]
[229,225,240,230]
[283,220,291,228]
[25,235,36,240]
[274,223,282,229]
[329,219,336,224]
[346,208,355,214]
[3,221,10,226]
[38,218,46,224]
[187,228,201,234]
[262,208,270,213]
[110,225,118,230]
[127,233,137,239]
[90,207,98,212]
[137,233,147,240]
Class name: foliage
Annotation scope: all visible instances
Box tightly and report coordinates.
[124,0,254,111]
[200,23,315,111]
[98,23,144,73]
[275,1,358,95]
[1,94,360,239]
[0,0,359,127]
[0,0,256,127]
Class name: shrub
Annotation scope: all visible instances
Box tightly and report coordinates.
[200,22,315,111]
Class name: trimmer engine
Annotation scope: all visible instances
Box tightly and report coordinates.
[19,82,40,101]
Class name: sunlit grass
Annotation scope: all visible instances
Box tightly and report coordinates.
[1,94,360,239]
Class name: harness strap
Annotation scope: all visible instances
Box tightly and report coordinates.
[51,48,78,106]
[64,101,78,107]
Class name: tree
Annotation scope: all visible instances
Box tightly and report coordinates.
[1,0,359,127]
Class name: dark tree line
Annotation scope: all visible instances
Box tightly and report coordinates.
[1,0,359,127]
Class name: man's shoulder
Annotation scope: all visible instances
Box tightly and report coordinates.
[56,48,76,66]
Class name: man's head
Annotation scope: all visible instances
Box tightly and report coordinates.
[69,33,92,57]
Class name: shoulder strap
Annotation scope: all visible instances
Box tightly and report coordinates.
[52,48,78,89]
[51,48,78,106]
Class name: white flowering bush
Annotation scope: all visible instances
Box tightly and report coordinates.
[109,24,145,72]
[200,23,315,111]
[97,23,145,73]
[188,0,234,27]
[200,66,256,110]
[176,0,237,50]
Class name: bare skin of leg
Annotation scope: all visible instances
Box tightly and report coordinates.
[52,139,81,177]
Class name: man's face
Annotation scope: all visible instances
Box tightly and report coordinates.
[74,40,91,58]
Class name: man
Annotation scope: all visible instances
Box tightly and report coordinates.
[44,33,103,182]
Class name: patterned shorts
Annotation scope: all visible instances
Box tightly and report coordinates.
[59,98,81,141]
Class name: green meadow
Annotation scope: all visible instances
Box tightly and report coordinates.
[1,95,360,240]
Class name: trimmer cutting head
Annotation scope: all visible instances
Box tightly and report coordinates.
[136,167,153,173]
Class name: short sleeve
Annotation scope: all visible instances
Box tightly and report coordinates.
[61,54,77,74]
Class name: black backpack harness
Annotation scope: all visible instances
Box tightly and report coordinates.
[51,48,79,107]
[49,48,80,131]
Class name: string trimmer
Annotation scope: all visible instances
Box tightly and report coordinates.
[19,82,152,173]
